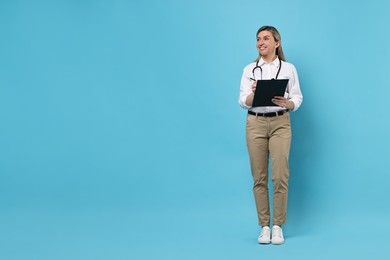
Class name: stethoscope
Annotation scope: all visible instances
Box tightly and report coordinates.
[251,58,282,81]
[250,58,289,94]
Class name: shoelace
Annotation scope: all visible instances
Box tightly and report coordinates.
[260,228,270,237]
[273,227,282,238]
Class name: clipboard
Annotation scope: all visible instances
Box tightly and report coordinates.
[252,79,289,107]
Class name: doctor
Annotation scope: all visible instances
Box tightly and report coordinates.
[238,26,303,245]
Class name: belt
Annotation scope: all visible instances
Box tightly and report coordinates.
[248,110,289,117]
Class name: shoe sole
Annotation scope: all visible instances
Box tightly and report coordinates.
[258,239,271,244]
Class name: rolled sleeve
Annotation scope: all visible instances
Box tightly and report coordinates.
[238,67,253,109]
[287,65,303,111]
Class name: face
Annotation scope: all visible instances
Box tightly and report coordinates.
[256,30,280,58]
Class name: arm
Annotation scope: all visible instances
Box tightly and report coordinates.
[245,81,257,106]
[238,67,254,109]
[271,65,303,111]
[287,65,303,111]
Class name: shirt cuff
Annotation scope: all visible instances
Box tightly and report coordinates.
[239,96,252,109]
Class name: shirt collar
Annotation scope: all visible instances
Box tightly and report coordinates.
[258,56,280,67]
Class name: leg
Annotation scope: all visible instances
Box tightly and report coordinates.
[246,115,270,226]
[269,113,291,226]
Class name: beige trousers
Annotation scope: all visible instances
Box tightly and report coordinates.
[246,112,291,226]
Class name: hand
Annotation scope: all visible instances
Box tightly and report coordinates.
[251,81,256,94]
[272,96,289,108]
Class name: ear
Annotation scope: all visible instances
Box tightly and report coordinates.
[275,41,280,48]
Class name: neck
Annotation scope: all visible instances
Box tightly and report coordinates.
[262,54,277,64]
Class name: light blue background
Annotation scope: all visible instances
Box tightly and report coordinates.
[1,0,389,259]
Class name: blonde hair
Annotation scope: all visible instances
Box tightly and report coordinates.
[255,26,286,62]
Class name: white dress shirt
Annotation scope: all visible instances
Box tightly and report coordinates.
[239,56,303,113]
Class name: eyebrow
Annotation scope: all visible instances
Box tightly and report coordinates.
[257,35,271,39]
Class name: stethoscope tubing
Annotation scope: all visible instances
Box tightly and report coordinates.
[251,58,282,80]
[251,58,290,94]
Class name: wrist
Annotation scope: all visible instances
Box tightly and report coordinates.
[286,100,294,110]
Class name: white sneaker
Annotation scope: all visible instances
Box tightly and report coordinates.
[258,226,271,244]
[271,225,284,245]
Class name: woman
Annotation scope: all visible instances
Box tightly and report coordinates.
[238,26,303,245]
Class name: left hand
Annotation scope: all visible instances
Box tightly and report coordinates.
[272,96,288,108]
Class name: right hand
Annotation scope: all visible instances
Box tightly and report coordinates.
[251,81,256,94]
